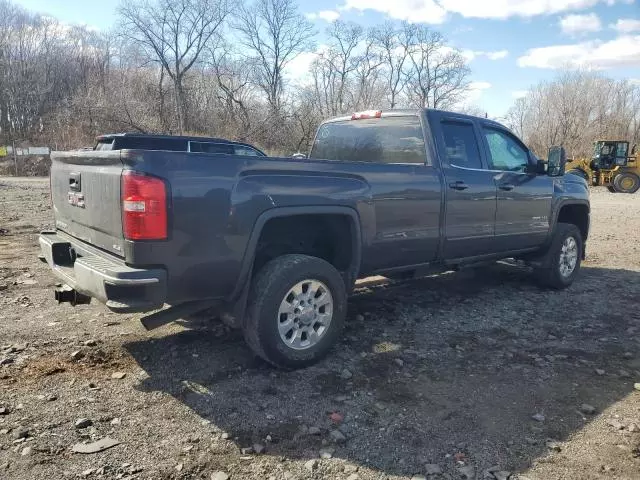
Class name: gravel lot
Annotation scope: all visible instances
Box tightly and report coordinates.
[1,176,639,480]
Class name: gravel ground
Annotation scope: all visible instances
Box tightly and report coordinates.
[0,176,639,480]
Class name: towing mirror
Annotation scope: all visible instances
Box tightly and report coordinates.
[547,146,567,177]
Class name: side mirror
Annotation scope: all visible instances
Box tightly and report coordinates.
[547,146,567,177]
[525,159,546,175]
[291,152,307,159]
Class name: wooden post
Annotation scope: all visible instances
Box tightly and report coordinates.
[12,139,17,176]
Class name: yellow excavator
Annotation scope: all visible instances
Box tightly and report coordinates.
[567,140,639,193]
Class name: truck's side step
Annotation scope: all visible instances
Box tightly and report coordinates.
[140,299,220,331]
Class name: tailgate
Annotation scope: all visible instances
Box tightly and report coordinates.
[50,150,125,257]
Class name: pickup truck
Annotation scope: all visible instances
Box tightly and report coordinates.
[39,108,590,369]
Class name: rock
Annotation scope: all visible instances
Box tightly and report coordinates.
[634,383,640,391]
[71,350,84,361]
[627,423,638,432]
[546,440,562,452]
[579,403,596,415]
[340,369,353,380]
[211,472,230,480]
[619,369,631,378]
[319,447,335,459]
[13,428,29,439]
[531,413,545,422]
[607,419,625,430]
[21,446,32,456]
[83,340,97,347]
[458,465,475,479]
[329,429,347,444]
[347,474,360,480]
[75,418,93,429]
[175,463,184,472]
[624,352,634,359]
[595,369,605,376]
[110,418,121,425]
[1,462,8,469]
[0,284,7,291]
[411,477,427,480]
[394,358,405,367]
[221,432,230,440]
[72,437,120,454]
[304,459,318,472]
[424,464,443,475]
[344,465,359,474]
[0,358,14,366]
[46,394,57,401]
[111,372,126,379]
[240,447,254,455]
[330,412,344,424]
[493,472,511,480]
[253,443,266,454]
[307,426,322,436]
[355,314,365,322]
[0,406,9,415]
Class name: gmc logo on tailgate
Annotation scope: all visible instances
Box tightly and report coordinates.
[68,192,85,208]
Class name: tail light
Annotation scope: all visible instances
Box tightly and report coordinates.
[121,171,168,240]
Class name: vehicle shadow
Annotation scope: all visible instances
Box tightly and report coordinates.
[123,263,640,477]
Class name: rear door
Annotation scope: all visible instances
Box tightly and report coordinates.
[479,125,553,249]
[50,151,125,257]
[431,115,497,259]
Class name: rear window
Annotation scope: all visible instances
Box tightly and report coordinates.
[94,139,114,151]
[310,116,426,165]
[114,137,188,151]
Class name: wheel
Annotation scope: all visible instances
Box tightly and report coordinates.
[243,254,346,369]
[535,223,583,290]
[613,172,640,193]
[607,186,617,193]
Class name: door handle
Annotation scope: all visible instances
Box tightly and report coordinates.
[448,181,468,191]
[498,183,514,191]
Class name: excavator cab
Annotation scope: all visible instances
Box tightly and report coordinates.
[591,141,629,170]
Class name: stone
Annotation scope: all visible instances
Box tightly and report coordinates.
[71,350,84,361]
[347,474,360,480]
[531,413,545,422]
[253,443,266,454]
[13,428,29,440]
[211,472,230,480]
[21,446,32,456]
[627,423,638,432]
[329,429,347,444]
[340,369,353,380]
[634,383,640,391]
[607,419,625,430]
[110,418,122,425]
[319,447,335,459]
[494,472,511,480]
[221,432,230,440]
[46,394,57,402]
[72,437,120,454]
[0,358,13,366]
[595,369,605,376]
[619,369,631,378]
[75,418,93,429]
[546,440,562,452]
[579,403,596,415]
[411,477,427,480]
[344,465,359,473]
[111,372,126,380]
[83,340,97,347]
[0,406,9,415]
[458,465,475,479]
[355,314,365,322]
[304,459,318,472]
[240,447,254,455]
[424,464,443,475]
[394,358,405,367]
[307,426,322,436]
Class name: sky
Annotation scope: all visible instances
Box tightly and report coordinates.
[12,0,640,119]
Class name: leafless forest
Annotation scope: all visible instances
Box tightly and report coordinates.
[0,0,638,157]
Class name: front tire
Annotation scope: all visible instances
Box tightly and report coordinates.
[613,172,640,194]
[243,254,347,369]
[535,223,583,290]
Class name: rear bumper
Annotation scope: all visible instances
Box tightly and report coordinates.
[39,231,167,313]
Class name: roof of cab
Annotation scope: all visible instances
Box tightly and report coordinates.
[322,107,501,126]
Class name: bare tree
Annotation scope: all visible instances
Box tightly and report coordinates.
[118,0,230,134]
[234,0,314,114]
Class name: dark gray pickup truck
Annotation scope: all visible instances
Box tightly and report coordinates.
[40,109,590,368]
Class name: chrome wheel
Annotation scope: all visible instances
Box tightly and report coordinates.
[559,236,578,278]
[277,279,333,351]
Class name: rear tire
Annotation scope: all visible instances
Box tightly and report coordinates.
[243,254,347,369]
[613,172,640,193]
[607,186,617,193]
[534,223,582,290]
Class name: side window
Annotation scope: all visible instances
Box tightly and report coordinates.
[234,146,263,156]
[616,142,628,158]
[483,128,530,172]
[190,142,234,155]
[441,121,482,169]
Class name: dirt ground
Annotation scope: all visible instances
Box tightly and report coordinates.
[1,176,639,480]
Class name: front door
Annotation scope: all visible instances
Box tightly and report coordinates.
[479,126,553,250]
[433,117,498,259]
